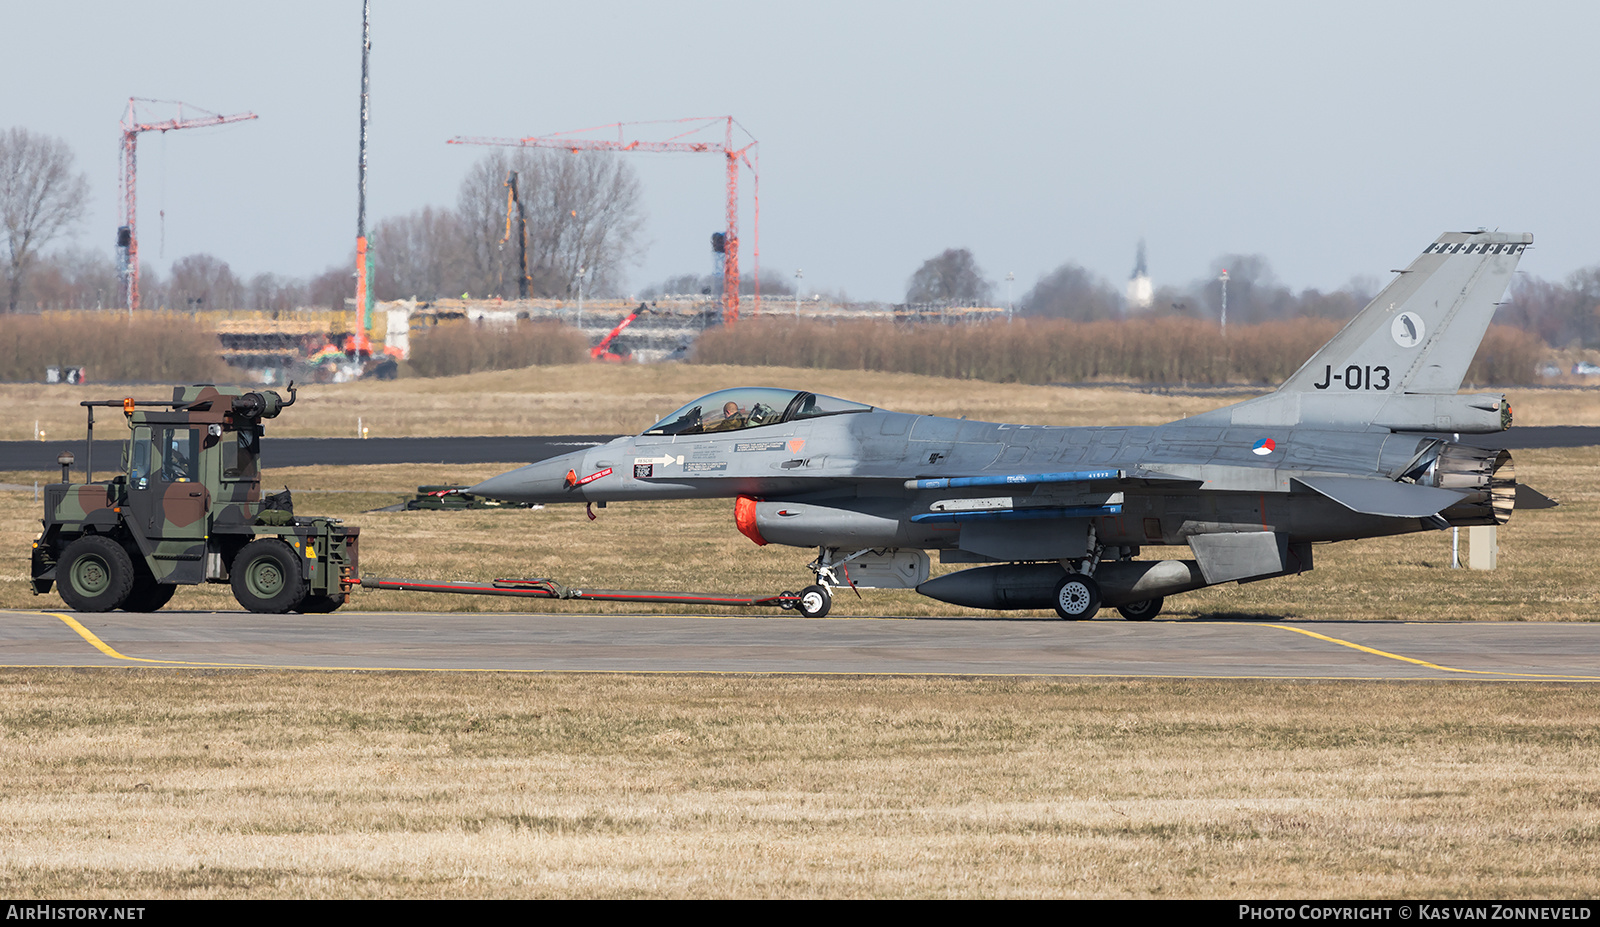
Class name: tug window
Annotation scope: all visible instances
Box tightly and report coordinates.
[132,426,199,484]
[223,428,259,481]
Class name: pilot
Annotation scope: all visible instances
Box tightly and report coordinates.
[707,400,746,432]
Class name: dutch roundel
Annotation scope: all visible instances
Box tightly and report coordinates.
[1251,437,1276,456]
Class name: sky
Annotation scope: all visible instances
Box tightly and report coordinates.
[5,1,1599,304]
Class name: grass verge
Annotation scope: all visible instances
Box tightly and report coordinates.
[4,365,1596,440]
[2,671,1597,898]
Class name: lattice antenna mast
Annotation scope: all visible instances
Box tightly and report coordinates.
[449,116,759,324]
[118,98,258,312]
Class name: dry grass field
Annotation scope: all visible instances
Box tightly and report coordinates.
[2,671,1598,898]
[0,365,1227,440]
[2,364,1598,897]
[5,363,1599,441]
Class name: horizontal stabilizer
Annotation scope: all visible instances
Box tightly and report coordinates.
[1295,475,1465,518]
[1515,484,1559,510]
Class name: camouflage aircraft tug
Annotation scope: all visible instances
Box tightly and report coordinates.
[31,384,359,613]
[466,231,1550,620]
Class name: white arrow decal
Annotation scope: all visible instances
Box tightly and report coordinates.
[634,455,683,467]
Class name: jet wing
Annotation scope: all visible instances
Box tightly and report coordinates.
[1294,475,1466,518]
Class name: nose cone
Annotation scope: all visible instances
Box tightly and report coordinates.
[469,455,581,504]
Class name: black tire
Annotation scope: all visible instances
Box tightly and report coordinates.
[1117,597,1163,621]
[777,591,797,611]
[58,536,135,613]
[231,538,308,614]
[796,584,832,619]
[123,568,177,613]
[298,593,346,614]
[1052,573,1101,621]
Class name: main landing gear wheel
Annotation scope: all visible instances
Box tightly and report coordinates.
[1052,574,1101,621]
[58,535,135,613]
[796,584,832,619]
[1117,597,1163,621]
[231,538,309,614]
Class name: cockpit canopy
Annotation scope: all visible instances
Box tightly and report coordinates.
[643,388,874,436]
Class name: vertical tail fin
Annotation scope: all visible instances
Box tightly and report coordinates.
[1277,230,1530,395]
[1195,231,1530,432]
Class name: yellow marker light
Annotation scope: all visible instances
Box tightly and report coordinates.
[123,397,136,416]
[306,545,316,558]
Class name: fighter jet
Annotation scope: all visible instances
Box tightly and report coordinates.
[472,231,1542,620]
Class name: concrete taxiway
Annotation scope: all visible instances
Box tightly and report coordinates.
[4,610,1599,680]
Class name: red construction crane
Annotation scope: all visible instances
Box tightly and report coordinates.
[449,116,759,324]
[118,98,258,312]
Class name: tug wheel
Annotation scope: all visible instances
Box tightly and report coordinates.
[232,538,308,614]
[123,566,177,613]
[298,593,346,614]
[58,536,134,613]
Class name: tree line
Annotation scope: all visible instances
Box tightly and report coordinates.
[904,246,1599,350]
[693,317,1545,388]
[4,123,1599,355]
[1,125,649,313]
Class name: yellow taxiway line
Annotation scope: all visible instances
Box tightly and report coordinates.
[48,611,258,668]
[1265,623,1600,681]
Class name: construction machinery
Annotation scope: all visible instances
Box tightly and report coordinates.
[449,116,760,324]
[591,303,653,362]
[30,384,360,614]
[501,171,531,300]
[118,99,258,312]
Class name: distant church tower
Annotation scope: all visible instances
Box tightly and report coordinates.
[1127,239,1153,310]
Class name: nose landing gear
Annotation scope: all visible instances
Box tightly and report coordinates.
[793,584,832,618]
